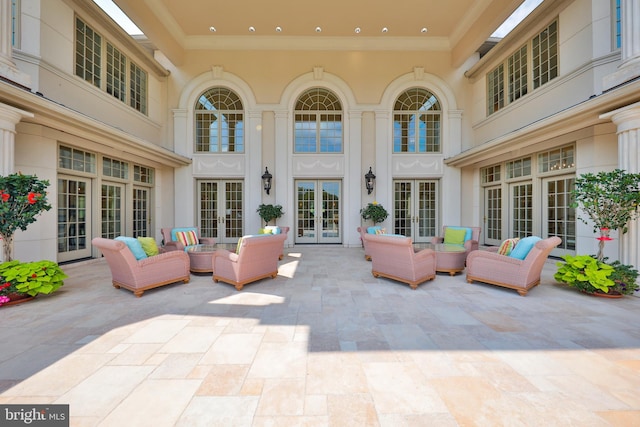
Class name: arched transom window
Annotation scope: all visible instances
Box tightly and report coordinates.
[294,88,343,153]
[195,87,244,153]
[393,88,441,153]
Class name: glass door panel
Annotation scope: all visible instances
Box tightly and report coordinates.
[296,181,317,243]
[224,181,243,240]
[484,186,502,246]
[321,181,341,243]
[101,183,123,239]
[393,181,412,237]
[544,176,575,256]
[510,182,533,238]
[133,187,151,238]
[58,176,92,262]
[199,181,219,240]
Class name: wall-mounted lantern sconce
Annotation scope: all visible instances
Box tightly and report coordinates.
[365,167,376,195]
[262,167,273,195]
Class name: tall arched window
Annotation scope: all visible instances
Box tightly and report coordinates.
[393,88,441,153]
[294,88,343,153]
[195,87,244,153]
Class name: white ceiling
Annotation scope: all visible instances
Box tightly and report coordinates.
[111,0,526,66]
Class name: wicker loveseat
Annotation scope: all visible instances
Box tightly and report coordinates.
[92,237,191,297]
[466,236,562,296]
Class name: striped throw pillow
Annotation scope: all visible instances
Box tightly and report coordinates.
[175,230,198,246]
[498,238,520,256]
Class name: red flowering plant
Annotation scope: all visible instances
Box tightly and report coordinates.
[0,259,67,306]
[0,173,52,261]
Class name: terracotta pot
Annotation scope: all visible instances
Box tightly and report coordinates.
[1,293,35,307]
[581,290,623,299]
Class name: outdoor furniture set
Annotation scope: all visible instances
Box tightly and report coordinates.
[361,225,561,295]
[93,226,288,297]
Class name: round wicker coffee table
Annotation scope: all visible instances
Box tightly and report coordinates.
[415,243,467,276]
[186,244,217,273]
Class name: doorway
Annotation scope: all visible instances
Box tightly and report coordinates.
[58,176,92,262]
[295,180,341,244]
[198,180,244,244]
[393,180,438,242]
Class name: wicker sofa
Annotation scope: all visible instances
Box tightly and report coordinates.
[92,237,191,297]
[466,236,562,296]
[363,233,436,289]
[212,233,287,290]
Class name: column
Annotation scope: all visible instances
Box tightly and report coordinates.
[601,102,640,269]
[0,103,34,176]
[0,0,30,88]
[603,0,640,90]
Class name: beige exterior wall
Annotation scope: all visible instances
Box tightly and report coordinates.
[2,0,639,264]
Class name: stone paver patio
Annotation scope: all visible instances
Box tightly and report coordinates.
[1,246,639,426]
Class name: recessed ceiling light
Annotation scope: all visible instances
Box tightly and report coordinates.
[381,27,388,33]
[249,26,256,32]
[275,26,282,32]
[421,27,428,33]
[354,27,361,34]
[209,26,216,32]
[315,26,322,33]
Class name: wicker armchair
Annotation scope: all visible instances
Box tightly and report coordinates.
[363,233,436,289]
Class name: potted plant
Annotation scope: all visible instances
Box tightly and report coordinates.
[554,254,639,297]
[257,204,284,226]
[0,259,68,306]
[0,173,52,261]
[360,201,389,225]
[571,169,640,261]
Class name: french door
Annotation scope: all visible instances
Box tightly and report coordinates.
[58,176,92,262]
[393,180,438,243]
[198,180,243,244]
[483,186,502,246]
[543,176,575,256]
[100,182,124,239]
[133,186,151,238]
[295,180,341,244]
[510,181,533,238]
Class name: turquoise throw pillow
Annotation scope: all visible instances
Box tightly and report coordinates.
[367,226,382,234]
[171,227,198,242]
[444,228,467,245]
[508,236,541,260]
[265,226,281,234]
[115,236,148,260]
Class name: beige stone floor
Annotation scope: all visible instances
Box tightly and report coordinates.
[1,246,640,426]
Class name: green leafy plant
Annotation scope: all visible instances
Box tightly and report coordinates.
[572,169,640,261]
[554,254,615,294]
[0,260,67,306]
[257,204,284,226]
[0,173,52,261]
[360,202,389,224]
[607,260,639,295]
